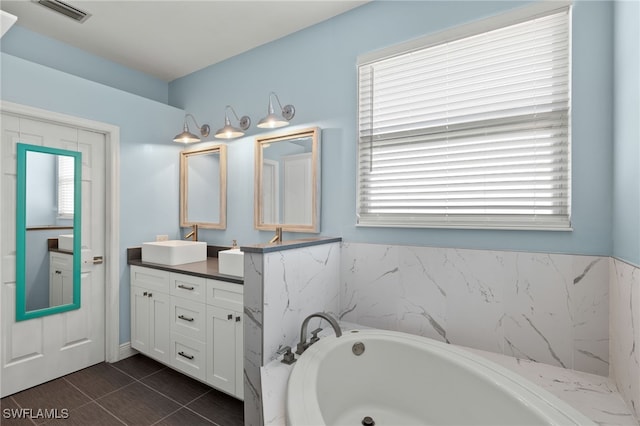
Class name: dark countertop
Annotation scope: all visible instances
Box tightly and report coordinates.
[241,237,342,253]
[127,247,243,284]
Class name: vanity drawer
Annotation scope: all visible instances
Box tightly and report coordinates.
[206,279,243,310]
[131,266,170,293]
[170,297,205,341]
[170,273,206,302]
[50,252,73,271]
[170,333,206,381]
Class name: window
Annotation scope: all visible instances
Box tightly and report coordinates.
[357,4,571,230]
[57,155,74,219]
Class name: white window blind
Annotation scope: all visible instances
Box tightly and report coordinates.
[357,6,571,230]
[57,155,74,219]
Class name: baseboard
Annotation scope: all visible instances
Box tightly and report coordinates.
[118,342,138,361]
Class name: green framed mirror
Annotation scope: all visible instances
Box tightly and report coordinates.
[16,143,82,321]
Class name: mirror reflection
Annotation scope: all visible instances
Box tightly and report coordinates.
[17,143,81,321]
[254,127,320,233]
[180,144,227,229]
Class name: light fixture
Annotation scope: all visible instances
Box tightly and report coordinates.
[257,92,296,129]
[173,114,210,143]
[214,105,251,139]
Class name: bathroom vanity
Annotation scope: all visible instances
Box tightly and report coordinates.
[128,248,244,400]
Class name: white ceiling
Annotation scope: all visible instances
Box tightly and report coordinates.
[0,0,368,82]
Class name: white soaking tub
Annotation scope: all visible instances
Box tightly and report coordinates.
[286,329,595,426]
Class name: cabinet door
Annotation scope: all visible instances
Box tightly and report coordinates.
[131,286,151,353]
[130,286,170,364]
[206,305,241,396]
[148,290,171,364]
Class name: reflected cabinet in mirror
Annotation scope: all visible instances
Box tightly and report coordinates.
[180,144,227,229]
[255,127,320,233]
[16,143,82,321]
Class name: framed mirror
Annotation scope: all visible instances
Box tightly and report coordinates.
[16,143,82,321]
[254,127,321,233]
[180,144,227,229]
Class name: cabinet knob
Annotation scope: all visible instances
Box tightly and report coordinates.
[148,293,153,298]
[143,291,148,296]
[235,316,241,322]
[227,314,233,320]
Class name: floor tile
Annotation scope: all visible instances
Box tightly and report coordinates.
[0,396,36,426]
[111,354,166,380]
[96,382,180,426]
[141,368,211,405]
[187,390,244,426]
[9,378,91,423]
[65,363,134,399]
[43,402,123,426]
[154,408,215,426]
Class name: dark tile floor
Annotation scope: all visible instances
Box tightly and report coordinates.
[0,354,244,426]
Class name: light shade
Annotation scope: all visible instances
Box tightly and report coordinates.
[214,106,251,139]
[257,92,295,129]
[173,114,210,143]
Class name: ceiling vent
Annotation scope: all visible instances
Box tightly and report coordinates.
[33,0,91,23]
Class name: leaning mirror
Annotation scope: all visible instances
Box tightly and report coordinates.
[16,143,82,321]
[254,127,320,233]
[180,144,227,229]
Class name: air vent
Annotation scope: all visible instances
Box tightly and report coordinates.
[33,0,91,23]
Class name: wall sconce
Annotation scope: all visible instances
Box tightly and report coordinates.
[214,106,251,139]
[173,114,210,143]
[257,92,296,129]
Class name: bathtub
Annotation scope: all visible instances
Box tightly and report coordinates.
[286,329,595,426]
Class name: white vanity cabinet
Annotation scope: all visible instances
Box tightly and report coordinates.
[206,279,244,399]
[130,266,171,364]
[130,266,244,399]
[49,251,74,306]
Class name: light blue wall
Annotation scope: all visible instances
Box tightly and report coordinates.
[169,0,615,256]
[613,0,640,267]
[1,25,169,104]
[0,0,624,346]
[1,52,185,343]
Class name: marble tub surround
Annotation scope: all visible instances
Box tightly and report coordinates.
[340,243,610,376]
[610,258,640,419]
[261,323,636,426]
[243,238,341,426]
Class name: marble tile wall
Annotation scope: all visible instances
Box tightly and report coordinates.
[610,258,640,419]
[340,243,610,376]
[243,241,341,426]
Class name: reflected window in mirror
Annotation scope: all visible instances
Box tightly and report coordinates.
[254,127,320,233]
[180,144,227,229]
[16,143,82,321]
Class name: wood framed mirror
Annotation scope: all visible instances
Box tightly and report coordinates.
[180,144,227,229]
[254,127,320,233]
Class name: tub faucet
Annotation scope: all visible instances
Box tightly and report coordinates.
[184,224,198,241]
[296,312,342,355]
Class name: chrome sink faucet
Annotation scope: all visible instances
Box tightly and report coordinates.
[296,312,342,355]
[184,224,198,241]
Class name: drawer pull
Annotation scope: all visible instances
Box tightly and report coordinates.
[178,351,194,360]
[178,284,195,291]
[227,314,233,320]
[178,315,194,322]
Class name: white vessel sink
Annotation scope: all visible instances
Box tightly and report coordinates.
[58,234,74,252]
[218,249,244,277]
[142,240,207,265]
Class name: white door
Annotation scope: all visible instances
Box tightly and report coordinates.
[0,114,106,397]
